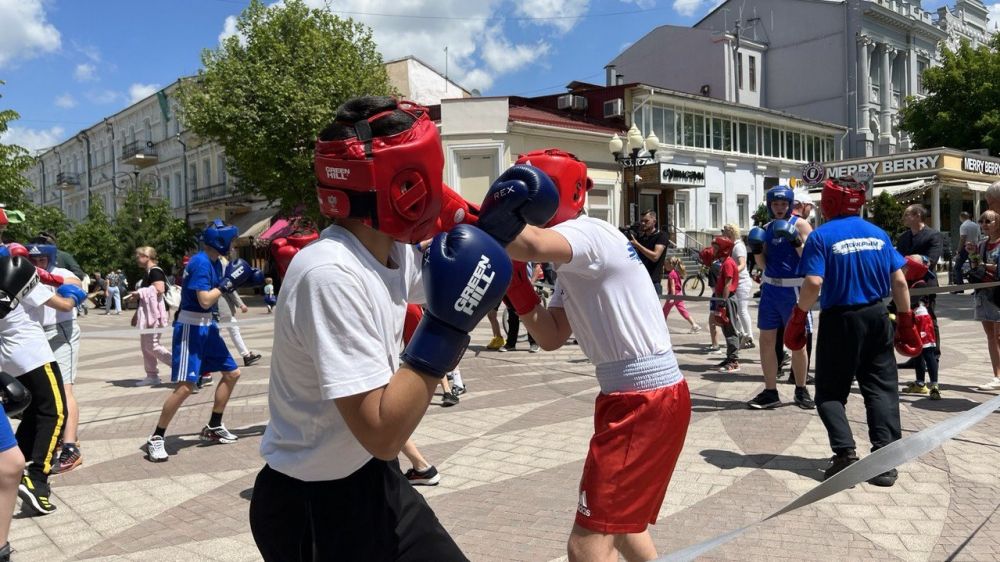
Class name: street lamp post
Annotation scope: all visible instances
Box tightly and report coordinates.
[609,124,659,226]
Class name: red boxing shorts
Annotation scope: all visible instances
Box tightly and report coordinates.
[575,380,691,534]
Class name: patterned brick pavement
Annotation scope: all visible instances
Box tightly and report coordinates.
[10,292,1000,561]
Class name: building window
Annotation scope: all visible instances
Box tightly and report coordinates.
[189,164,198,189]
[917,60,928,95]
[586,185,611,223]
[772,129,781,158]
[174,172,182,206]
[711,118,723,151]
[163,176,171,204]
[737,53,743,90]
[694,114,705,148]
[749,56,756,92]
[217,155,227,184]
[710,193,722,229]
[676,193,688,230]
[202,159,211,186]
[747,124,758,155]
[682,112,695,147]
[737,195,749,230]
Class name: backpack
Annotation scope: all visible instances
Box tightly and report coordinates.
[152,266,182,310]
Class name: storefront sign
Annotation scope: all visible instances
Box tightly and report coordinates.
[962,157,1000,175]
[801,162,826,185]
[660,163,706,187]
[826,155,940,178]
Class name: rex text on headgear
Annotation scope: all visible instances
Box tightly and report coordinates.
[313,97,444,244]
[514,148,592,227]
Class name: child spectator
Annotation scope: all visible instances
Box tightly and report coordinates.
[662,256,701,333]
[711,236,741,373]
[263,277,276,313]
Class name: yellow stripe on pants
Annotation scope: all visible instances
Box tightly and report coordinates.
[41,362,65,474]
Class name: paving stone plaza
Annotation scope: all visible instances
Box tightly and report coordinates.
[12,291,1000,561]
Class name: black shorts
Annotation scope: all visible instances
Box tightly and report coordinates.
[249,459,467,562]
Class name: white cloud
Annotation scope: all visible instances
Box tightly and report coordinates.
[219,14,247,45]
[72,41,101,63]
[74,63,97,82]
[1,125,65,152]
[220,0,581,95]
[85,89,121,104]
[621,0,657,7]
[513,0,590,33]
[54,94,76,109]
[128,83,160,104]
[0,0,61,68]
[673,0,705,17]
[989,3,1000,31]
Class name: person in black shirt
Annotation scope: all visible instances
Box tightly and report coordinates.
[895,204,944,364]
[130,246,172,387]
[630,210,670,295]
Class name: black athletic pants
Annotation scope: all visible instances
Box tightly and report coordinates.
[15,362,66,492]
[249,460,467,562]
[505,307,535,349]
[814,301,901,454]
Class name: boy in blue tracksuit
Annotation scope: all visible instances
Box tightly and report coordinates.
[144,219,263,462]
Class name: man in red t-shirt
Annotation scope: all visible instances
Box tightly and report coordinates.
[711,236,741,372]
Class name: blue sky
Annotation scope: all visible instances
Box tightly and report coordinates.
[0,0,992,152]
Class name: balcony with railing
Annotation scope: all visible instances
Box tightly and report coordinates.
[121,140,158,168]
[56,172,81,191]
[190,182,232,204]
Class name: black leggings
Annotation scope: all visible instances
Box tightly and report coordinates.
[249,460,467,562]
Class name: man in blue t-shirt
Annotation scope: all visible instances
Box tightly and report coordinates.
[782,177,921,488]
[143,219,263,463]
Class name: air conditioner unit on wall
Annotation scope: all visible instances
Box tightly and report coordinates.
[571,96,588,111]
[603,98,624,118]
[557,94,574,110]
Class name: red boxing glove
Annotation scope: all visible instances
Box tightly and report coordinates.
[287,229,318,249]
[274,242,299,280]
[505,260,540,316]
[434,184,480,235]
[714,305,729,326]
[7,243,28,258]
[36,267,65,287]
[894,311,923,357]
[783,306,808,351]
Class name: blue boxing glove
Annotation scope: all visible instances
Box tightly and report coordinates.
[772,220,802,248]
[56,284,87,307]
[218,258,259,293]
[402,224,513,378]
[747,227,766,255]
[477,165,560,246]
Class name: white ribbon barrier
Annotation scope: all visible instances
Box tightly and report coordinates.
[658,393,1000,561]
[80,315,275,339]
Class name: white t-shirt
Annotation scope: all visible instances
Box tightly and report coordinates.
[731,240,753,288]
[549,216,677,366]
[260,225,425,481]
[0,285,56,376]
[26,267,78,326]
[960,219,981,244]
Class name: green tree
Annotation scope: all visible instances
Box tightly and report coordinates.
[179,0,393,216]
[0,80,33,210]
[867,191,906,243]
[752,203,769,227]
[899,35,1000,153]
[114,186,196,281]
[60,198,121,276]
[5,204,70,244]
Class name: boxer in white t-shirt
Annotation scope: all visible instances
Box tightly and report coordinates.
[476,149,691,562]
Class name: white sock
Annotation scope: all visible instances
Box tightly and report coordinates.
[451,370,463,388]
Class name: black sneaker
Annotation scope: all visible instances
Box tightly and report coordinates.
[18,475,55,515]
[794,386,815,410]
[824,450,859,480]
[243,352,262,367]
[404,465,440,486]
[441,391,459,407]
[0,541,10,562]
[868,468,898,487]
[747,389,780,410]
[56,443,83,474]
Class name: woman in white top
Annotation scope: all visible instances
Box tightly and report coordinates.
[723,224,755,348]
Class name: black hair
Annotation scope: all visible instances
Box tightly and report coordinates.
[318,96,417,142]
[28,236,50,245]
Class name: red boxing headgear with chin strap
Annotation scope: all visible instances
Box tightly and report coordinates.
[712,236,734,259]
[313,100,443,244]
[514,148,592,227]
[821,177,866,219]
[699,247,715,267]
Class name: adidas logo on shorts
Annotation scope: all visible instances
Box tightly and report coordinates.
[577,490,591,517]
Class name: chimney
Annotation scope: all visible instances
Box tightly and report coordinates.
[605,64,616,87]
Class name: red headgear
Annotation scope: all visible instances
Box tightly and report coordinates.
[699,247,715,267]
[514,149,592,227]
[903,255,929,284]
[821,177,866,219]
[712,236,734,259]
[314,100,443,244]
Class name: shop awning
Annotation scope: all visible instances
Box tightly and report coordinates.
[871,177,935,199]
[966,180,992,192]
[230,207,277,240]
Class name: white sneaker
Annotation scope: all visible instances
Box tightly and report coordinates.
[200,424,239,444]
[146,436,168,462]
[690,325,702,334]
[979,378,1000,391]
[135,376,160,387]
